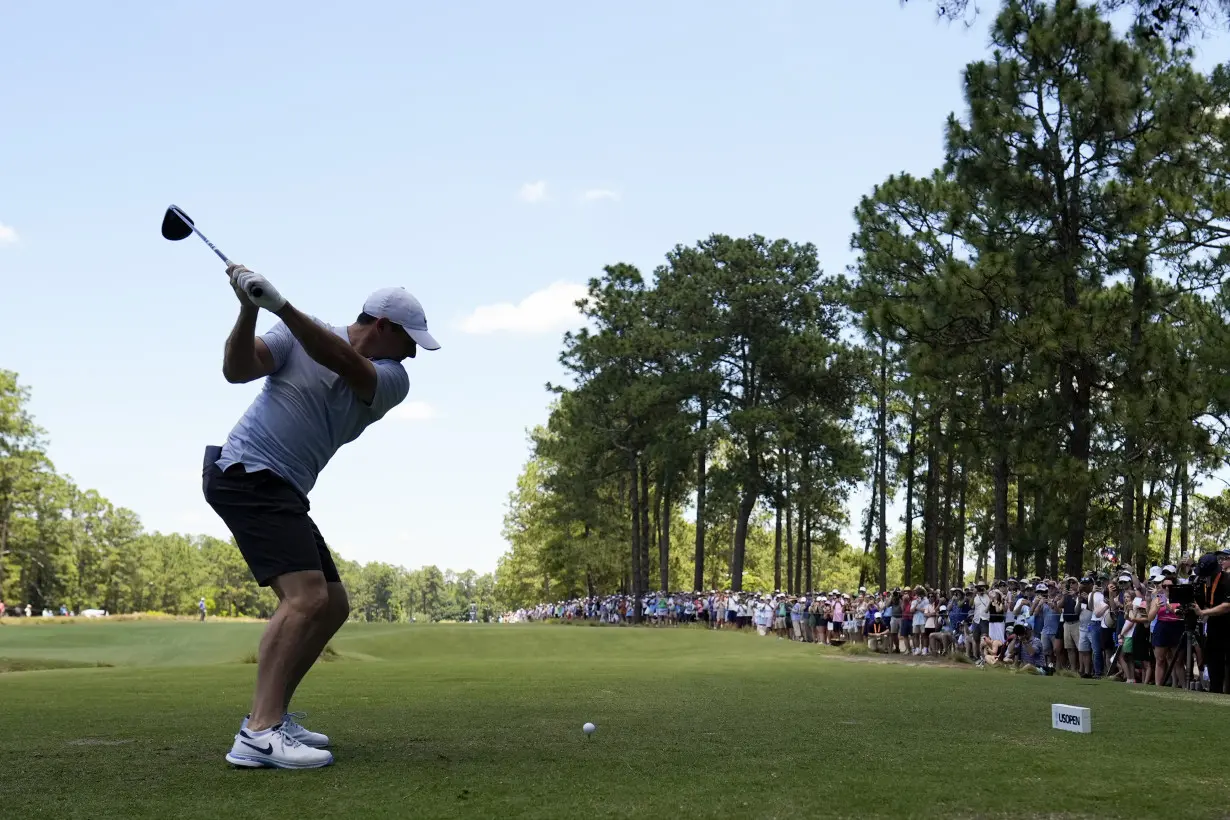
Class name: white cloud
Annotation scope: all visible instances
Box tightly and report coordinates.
[518,181,547,203]
[0,222,18,245]
[459,282,588,335]
[581,189,620,203]
[391,400,437,421]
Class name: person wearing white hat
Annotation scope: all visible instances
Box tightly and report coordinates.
[205,265,439,769]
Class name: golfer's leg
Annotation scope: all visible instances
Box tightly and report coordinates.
[283,582,351,712]
[249,570,329,730]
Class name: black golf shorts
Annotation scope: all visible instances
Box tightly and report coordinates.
[202,447,340,587]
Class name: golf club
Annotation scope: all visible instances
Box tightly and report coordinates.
[161,205,263,297]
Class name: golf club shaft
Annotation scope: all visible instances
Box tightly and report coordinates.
[169,207,264,298]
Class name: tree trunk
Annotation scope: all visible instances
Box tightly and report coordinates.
[1137,474,1149,543]
[804,509,813,592]
[941,433,955,592]
[629,461,642,623]
[1163,462,1180,564]
[1180,460,1189,561]
[0,501,9,600]
[1015,475,1026,580]
[1141,474,1157,577]
[1062,362,1094,577]
[797,504,806,592]
[956,458,967,587]
[786,448,794,594]
[639,460,651,599]
[1121,255,1145,574]
[877,336,890,593]
[989,367,1010,582]
[774,492,783,592]
[861,436,879,591]
[693,400,708,592]
[731,480,756,594]
[786,501,795,594]
[923,409,941,588]
[1120,472,1135,572]
[903,395,918,586]
[1033,485,1047,578]
[658,471,671,593]
[652,478,662,590]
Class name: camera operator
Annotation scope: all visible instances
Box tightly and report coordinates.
[1006,621,1047,674]
[1194,550,1230,694]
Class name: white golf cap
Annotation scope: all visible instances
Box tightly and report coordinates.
[362,287,440,350]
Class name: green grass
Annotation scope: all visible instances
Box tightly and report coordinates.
[0,657,113,673]
[1,620,1227,819]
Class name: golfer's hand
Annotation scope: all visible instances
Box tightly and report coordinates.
[229,264,287,312]
[226,264,256,308]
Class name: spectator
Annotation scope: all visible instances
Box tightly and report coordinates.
[1195,551,1230,693]
[1149,578,1185,687]
[971,583,990,660]
[911,586,929,655]
[987,588,1006,645]
[1008,623,1046,672]
[1060,578,1081,673]
[1088,577,1109,678]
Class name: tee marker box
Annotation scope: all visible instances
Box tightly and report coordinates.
[1051,703,1091,734]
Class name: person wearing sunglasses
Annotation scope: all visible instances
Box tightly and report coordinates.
[1149,579,1185,687]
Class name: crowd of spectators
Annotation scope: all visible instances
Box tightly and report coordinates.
[502,549,1230,693]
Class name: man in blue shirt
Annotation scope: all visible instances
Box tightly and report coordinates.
[1008,623,1047,672]
[204,264,439,769]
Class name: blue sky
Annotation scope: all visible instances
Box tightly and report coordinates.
[3,1,1227,575]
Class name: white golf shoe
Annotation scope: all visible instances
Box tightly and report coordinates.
[241,712,330,748]
[281,712,330,748]
[226,723,334,769]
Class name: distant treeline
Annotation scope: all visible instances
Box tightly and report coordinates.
[0,370,495,621]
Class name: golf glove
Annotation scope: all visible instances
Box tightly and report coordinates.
[230,265,287,312]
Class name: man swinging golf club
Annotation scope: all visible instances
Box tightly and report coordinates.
[204,263,438,769]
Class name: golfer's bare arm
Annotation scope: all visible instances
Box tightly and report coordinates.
[274,303,378,404]
[222,304,276,384]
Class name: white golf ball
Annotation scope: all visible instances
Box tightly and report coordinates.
[583,722,596,735]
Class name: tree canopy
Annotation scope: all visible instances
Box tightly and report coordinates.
[495,0,1230,617]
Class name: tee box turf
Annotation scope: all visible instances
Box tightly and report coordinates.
[1051,703,1091,734]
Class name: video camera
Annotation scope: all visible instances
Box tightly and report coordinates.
[1165,583,1201,630]
[1167,584,1195,606]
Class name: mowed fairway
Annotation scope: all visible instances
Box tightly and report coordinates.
[2,622,1228,819]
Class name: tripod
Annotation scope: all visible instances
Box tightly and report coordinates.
[1160,613,1202,690]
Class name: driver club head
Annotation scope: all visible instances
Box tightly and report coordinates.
[161,205,194,241]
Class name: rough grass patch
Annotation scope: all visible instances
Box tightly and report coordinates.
[0,658,114,673]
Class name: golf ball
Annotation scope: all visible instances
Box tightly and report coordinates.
[583,722,596,735]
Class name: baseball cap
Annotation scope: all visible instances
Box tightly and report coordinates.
[1163,564,1178,574]
[1217,548,1230,557]
[362,287,441,350]
[1035,583,1047,592]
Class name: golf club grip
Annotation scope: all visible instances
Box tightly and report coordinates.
[251,286,264,298]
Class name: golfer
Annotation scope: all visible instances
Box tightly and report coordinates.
[204,263,438,769]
